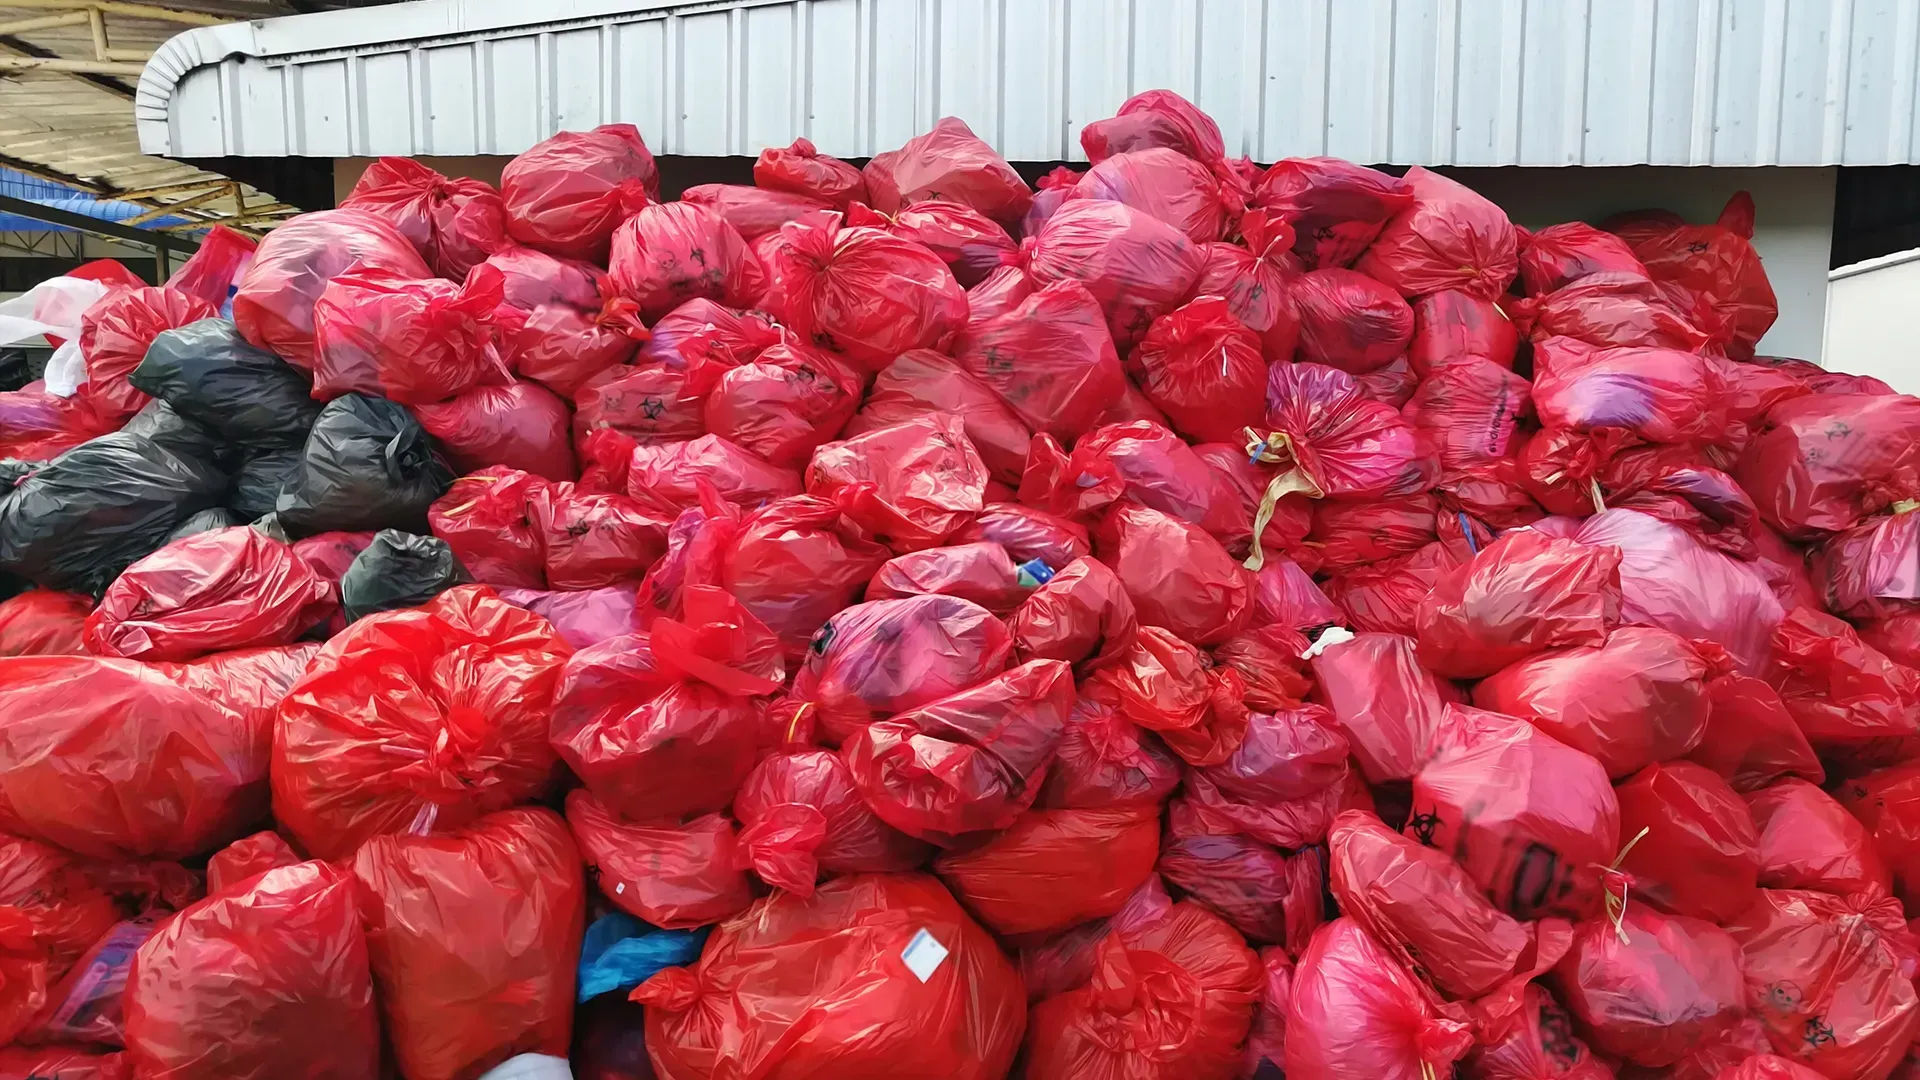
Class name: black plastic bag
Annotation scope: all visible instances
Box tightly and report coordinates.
[339,528,471,621]
[168,506,240,541]
[131,318,322,449]
[122,399,234,468]
[0,432,228,593]
[275,394,453,537]
[228,447,304,522]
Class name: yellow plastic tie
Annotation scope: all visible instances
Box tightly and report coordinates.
[1602,825,1651,944]
[1240,428,1323,572]
[1894,499,1920,515]
[1587,478,1607,515]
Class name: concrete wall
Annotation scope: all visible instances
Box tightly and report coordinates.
[1824,251,1920,394]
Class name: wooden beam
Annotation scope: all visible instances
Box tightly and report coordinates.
[0,12,91,35]
[122,182,228,224]
[0,55,146,75]
[155,205,291,229]
[111,179,224,200]
[85,7,106,61]
[0,2,226,27]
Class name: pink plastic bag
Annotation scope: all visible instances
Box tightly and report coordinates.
[498,585,643,648]
[866,542,1027,615]
[311,264,508,404]
[499,123,658,263]
[1735,392,1920,539]
[342,157,509,279]
[1415,528,1623,679]
[844,200,1015,287]
[952,279,1127,442]
[1081,89,1230,169]
[625,434,803,514]
[1019,199,1206,349]
[954,502,1091,568]
[1036,697,1179,809]
[1287,918,1475,1080]
[704,494,887,657]
[862,116,1031,224]
[1551,907,1747,1067]
[1355,166,1518,300]
[792,593,1010,743]
[680,183,834,240]
[483,246,604,312]
[1519,221,1649,294]
[1310,631,1462,784]
[1253,158,1414,269]
[734,745,931,894]
[1767,604,1920,770]
[755,137,866,206]
[414,380,576,482]
[1069,147,1238,243]
[1510,271,1714,352]
[847,348,1032,482]
[1190,209,1302,360]
[231,208,431,369]
[496,299,646,398]
[1095,502,1253,645]
[607,202,765,319]
[1289,268,1413,374]
[759,220,967,370]
[1402,359,1532,472]
[1532,335,1728,446]
[1021,166,1082,239]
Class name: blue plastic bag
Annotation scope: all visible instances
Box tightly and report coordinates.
[577,912,708,1003]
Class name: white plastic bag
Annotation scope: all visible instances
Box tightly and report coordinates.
[478,1055,574,1080]
[0,276,112,396]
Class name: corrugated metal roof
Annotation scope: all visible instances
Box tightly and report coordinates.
[138,0,1920,166]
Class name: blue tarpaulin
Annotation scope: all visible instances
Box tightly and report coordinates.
[0,168,192,232]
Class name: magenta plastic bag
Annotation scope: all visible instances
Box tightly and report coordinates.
[953,503,1091,569]
[1018,199,1206,350]
[1068,147,1238,243]
[951,280,1126,445]
[499,585,642,648]
[862,116,1031,224]
[414,380,576,482]
[231,208,431,370]
[1021,166,1082,240]
[759,219,967,371]
[1289,268,1413,374]
[791,594,1011,743]
[865,542,1027,615]
[1533,335,1729,447]
[1355,166,1518,301]
[607,202,766,319]
[1252,157,1414,269]
[500,123,658,263]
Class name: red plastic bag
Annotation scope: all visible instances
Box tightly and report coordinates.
[625,434,803,514]
[952,278,1128,442]
[863,116,1031,223]
[1199,703,1349,812]
[1253,158,1414,269]
[1407,289,1519,375]
[0,1047,128,1080]
[845,200,1015,287]
[1610,192,1777,360]
[0,658,264,860]
[1465,982,1613,1080]
[1172,754,1354,859]
[1127,296,1266,443]
[1520,222,1649,295]
[551,590,781,822]
[203,831,299,897]
[272,586,570,859]
[1191,210,1302,360]
[1214,626,1314,712]
[1287,918,1475,1080]
[1811,510,1920,619]
[759,220,967,370]
[1070,147,1237,243]
[1019,199,1206,349]
[1410,706,1620,919]
[165,225,256,316]
[1010,555,1139,670]
[500,123,658,263]
[78,287,217,420]
[1747,778,1890,897]
[734,746,931,894]
[843,658,1069,845]
[1416,528,1623,679]
[310,264,508,403]
[637,873,1024,1080]
[0,591,90,657]
[1715,1056,1831,1080]
[1767,605,1920,769]
[1355,166,1517,300]
[702,336,862,467]
[1552,907,1747,1067]
[637,298,779,369]
[484,246,604,312]
[848,348,1032,482]
[1840,761,1920,909]
[704,494,885,656]
[530,484,669,589]
[0,834,117,978]
[756,137,865,206]
[1080,626,1247,764]
[1724,889,1920,1080]
[428,468,547,588]
[1736,393,1920,539]
[1613,761,1760,922]
[1094,502,1252,646]
[955,502,1091,567]
[1532,336,1727,446]
[231,208,431,369]
[807,414,988,551]
[607,202,765,319]
[1403,359,1532,472]
[866,541,1026,614]
[680,183,834,240]
[1688,673,1825,793]
[353,808,584,1080]
[1081,89,1230,169]
[1323,541,1463,635]
[0,384,116,462]
[414,380,576,482]
[566,789,752,928]
[123,860,377,1080]
[934,803,1159,936]
[343,157,509,279]
[1287,267,1413,374]
[1307,494,1439,572]
[1862,612,1920,669]
[1508,271,1714,352]
[1472,626,1711,779]
[1017,422,1238,537]
[1022,166,1082,240]
[1026,900,1261,1080]
[1329,810,1530,999]
[156,643,321,730]
[1252,556,1340,631]
[496,298,646,397]
[1037,697,1180,810]
[1016,874,1171,1002]
[84,526,333,663]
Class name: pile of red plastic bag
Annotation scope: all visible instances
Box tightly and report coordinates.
[3,88,1920,1080]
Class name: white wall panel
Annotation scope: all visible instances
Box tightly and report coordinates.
[137,0,1920,165]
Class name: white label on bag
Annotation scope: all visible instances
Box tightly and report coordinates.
[901,928,949,982]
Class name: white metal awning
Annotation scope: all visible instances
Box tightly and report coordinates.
[137,0,1920,168]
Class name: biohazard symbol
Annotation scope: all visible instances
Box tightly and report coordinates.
[640,397,667,420]
[1406,809,1443,846]
[1805,1016,1836,1049]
